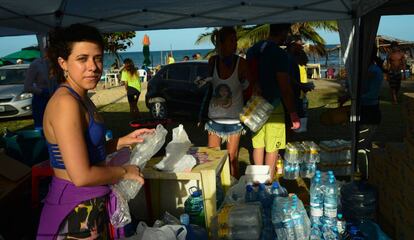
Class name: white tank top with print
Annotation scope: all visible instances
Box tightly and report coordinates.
[208,56,243,124]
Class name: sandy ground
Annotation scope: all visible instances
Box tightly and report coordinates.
[89,81,148,106]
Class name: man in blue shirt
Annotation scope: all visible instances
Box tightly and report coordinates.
[247,23,300,180]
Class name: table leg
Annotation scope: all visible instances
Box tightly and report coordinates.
[220,155,231,195]
[200,169,216,232]
[144,179,161,224]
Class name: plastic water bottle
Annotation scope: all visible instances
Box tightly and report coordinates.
[291,205,306,239]
[324,177,338,219]
[257,183,271,208]
[310,177,324,226]
[282,208,296,240]
[184,187,205,227]
[271,181,288,198]
[310,224,322,240]
[245,184,257,203]
[323,225,338,240]
[337,213,346,237]
[180,213,208,240]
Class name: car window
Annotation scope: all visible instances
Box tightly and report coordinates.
[166,65,190,82]
[196,64,209,79]
[0,68,27,85]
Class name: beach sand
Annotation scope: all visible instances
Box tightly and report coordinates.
[89,82,147,106]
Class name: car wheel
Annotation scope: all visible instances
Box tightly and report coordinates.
[150,101,167,119]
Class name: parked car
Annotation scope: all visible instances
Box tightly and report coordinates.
[0,64,33,118]
[145,61,209,119]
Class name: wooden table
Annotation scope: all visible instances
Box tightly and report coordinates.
[142,146,231,232]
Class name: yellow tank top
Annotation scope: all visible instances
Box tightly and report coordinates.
[121,70,141,92]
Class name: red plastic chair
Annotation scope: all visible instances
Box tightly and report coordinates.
[31,159,53,208]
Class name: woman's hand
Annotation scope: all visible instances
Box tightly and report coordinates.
[117,128,155,150]
[122,165,145,184]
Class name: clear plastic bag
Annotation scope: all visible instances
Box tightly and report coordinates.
[115,124,168,200]
[110,125,168,228]
[110,186,132,228]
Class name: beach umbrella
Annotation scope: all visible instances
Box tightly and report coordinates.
[142,34,151,67]
[2,46,40,62]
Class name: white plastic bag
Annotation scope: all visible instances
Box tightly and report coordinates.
[123,222,187,240]
[155,124,196,172]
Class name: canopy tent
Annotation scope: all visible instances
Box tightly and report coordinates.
[0,0,413,174]
[0,0,385,35]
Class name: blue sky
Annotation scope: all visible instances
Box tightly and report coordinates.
[0,15,413,56]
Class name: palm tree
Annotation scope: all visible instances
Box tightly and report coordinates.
[195,21,338,57]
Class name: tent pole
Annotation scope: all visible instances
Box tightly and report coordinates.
[350,16,364,178]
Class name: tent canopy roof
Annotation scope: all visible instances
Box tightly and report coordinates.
[0,0,386,36]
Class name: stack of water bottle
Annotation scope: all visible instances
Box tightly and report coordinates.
[239,96,274,132]
[245,182,289,240]
[284,141,320,180]
[309,170,346,239]
[271,193,311,239]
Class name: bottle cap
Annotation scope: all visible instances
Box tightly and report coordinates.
[180,213,190,225]
[259,183,266,190]
[246,185,254,192]
[272,181,280,188]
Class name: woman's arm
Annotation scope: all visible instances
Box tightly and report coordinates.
[52,95,143,187]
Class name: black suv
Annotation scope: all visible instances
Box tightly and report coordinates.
[145,61,209,119]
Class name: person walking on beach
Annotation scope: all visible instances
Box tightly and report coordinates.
[121,58,142,119]
[198,26,249,178]
[37,24,153,239]
[247,23,300,180]
[386,41,406,104]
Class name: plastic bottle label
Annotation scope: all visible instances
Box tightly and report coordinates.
[310,207,323,217]
[324,208,337,218]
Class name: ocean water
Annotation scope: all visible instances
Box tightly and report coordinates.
[103,44,342,73]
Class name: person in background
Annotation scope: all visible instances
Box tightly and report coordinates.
[198,26,249,178]
[183,55,190,61]
[24,49,57,129]
[166,52,175,64]
[247,23,300,180]
[339,45,384,179]
[192,53,202,60]
[37,24,153,239]
[386,41,406,104]
[327,67,335,79]
[121,58,142,119]
[287,37,312,133]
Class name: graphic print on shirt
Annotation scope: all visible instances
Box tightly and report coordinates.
[211,83,233,108]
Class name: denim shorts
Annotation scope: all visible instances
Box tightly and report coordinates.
[205,120,244,140]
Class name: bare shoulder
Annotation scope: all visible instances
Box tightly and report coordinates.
[46,88,83,121]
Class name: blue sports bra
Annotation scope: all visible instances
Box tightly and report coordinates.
[47,85,107,169]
